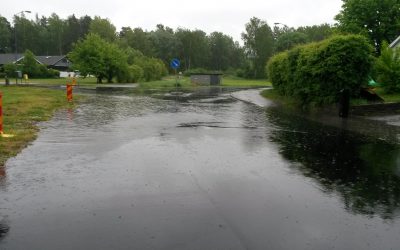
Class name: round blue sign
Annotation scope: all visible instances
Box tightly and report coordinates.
[170,58,180,69]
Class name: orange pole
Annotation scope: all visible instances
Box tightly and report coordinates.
[66,84,73,102]
[0,92,3,134]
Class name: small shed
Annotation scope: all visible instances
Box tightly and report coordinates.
[190,73,223,85]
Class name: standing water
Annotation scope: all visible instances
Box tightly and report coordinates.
[1,89,400,250]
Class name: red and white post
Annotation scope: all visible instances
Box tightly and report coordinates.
[0,92,3,135]
[66,84,73,102]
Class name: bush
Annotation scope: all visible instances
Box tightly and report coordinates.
[267,35,373,105]
[3,63,18,77]
[374,43,400,93]
[116,64,144,83]
[183,68,223,77]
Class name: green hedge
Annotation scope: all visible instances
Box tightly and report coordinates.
[267,35,373,105]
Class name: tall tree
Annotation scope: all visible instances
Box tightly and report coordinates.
[296,24,334,42]
[69,33,128,83]
[47,13,65,55]
[62,15,82,53]
[274,32,308,53]
[242,17,274,78]
[335,0,400,55]
[89,16,117,42]
[0,15,12,53]
[176,28,209,70]
[149,24,181,65]
[208,32,237,71]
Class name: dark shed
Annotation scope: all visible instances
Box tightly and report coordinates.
[190,73,223,85]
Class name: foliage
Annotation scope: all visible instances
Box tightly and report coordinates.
[22,50,40,77]
[3,63,19,77]
[267,35,374,105]
[274,32,308,53]
[296,24,334,42]
[0,15,12,53]
[335,0,400,55]
[89,16,117,42]
[117,65,144,83]
[135,57,168,82]
[374,42,400,93]
[242,17,274,79]
[69,34,128,83]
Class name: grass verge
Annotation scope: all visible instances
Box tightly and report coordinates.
[0,86,76,168]
[2,75,272,89]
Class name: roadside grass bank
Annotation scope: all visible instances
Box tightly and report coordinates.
[0,86,76,168]
[261,88,400,113]
[137,75,271,89]
[2,75,271,89]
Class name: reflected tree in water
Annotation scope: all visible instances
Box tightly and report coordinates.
[267,108,400,219]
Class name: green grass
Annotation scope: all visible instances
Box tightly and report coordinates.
[2,75,271,89]
[139,75,271,89]
[0,86,75,168]
[221,76,271,87]
[374,88,400,103]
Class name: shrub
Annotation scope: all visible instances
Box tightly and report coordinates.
[3,63,19,77]
[267,35,373,105]
[374,43,400,93]
[116,64,144,83]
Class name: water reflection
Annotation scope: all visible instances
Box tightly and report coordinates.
[267,107,400,219]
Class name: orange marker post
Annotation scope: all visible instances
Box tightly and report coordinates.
[0,92,3,135]
[0,92,14,138]
[66,84,73,102]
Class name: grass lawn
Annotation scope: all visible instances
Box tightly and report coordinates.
[138,75,271,89]
[374,88,400,103]
[2,75,271,89]
[0,86,75,168]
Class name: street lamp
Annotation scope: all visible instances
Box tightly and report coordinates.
[14,10,31,61]
[274,22,288,28]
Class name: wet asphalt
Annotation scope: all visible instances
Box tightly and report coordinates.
[1,88,400,250]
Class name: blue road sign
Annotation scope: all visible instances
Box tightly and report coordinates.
[170,58,180,69]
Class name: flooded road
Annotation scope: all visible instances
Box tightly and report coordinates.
[1,89,400,249]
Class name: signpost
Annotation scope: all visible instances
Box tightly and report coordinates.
[170,58,180,89]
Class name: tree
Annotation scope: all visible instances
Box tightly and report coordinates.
[274,32,308,53]
[47,13,65,55]
[374,42,400,93]
[208,32,238,71]
[69,33,128,83]
[0,15,12,53]
[335,0,400,55]
[22,49,40,77]
[62,15,82,53]
[241,17,274,78]
[89,16,117,42]
[176,28,210,70]
[149,24,181,65]
[296,24,334,42]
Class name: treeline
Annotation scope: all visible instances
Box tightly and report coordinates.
[0,13,335,79]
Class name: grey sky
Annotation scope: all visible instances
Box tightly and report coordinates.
[2,0,343,42]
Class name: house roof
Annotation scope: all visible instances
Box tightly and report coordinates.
[36,55,68,66]
[0,54,70,68]
[390,35,400,48]
[0,54,24,65]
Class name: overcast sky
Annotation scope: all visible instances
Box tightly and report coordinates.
[1,0,343,42]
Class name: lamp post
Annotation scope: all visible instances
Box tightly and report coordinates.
[14,10,31,61]
[274,22,290,50]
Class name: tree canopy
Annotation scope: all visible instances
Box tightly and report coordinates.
[335,0,400,55]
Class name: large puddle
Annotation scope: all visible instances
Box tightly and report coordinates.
[1,88,400,249]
